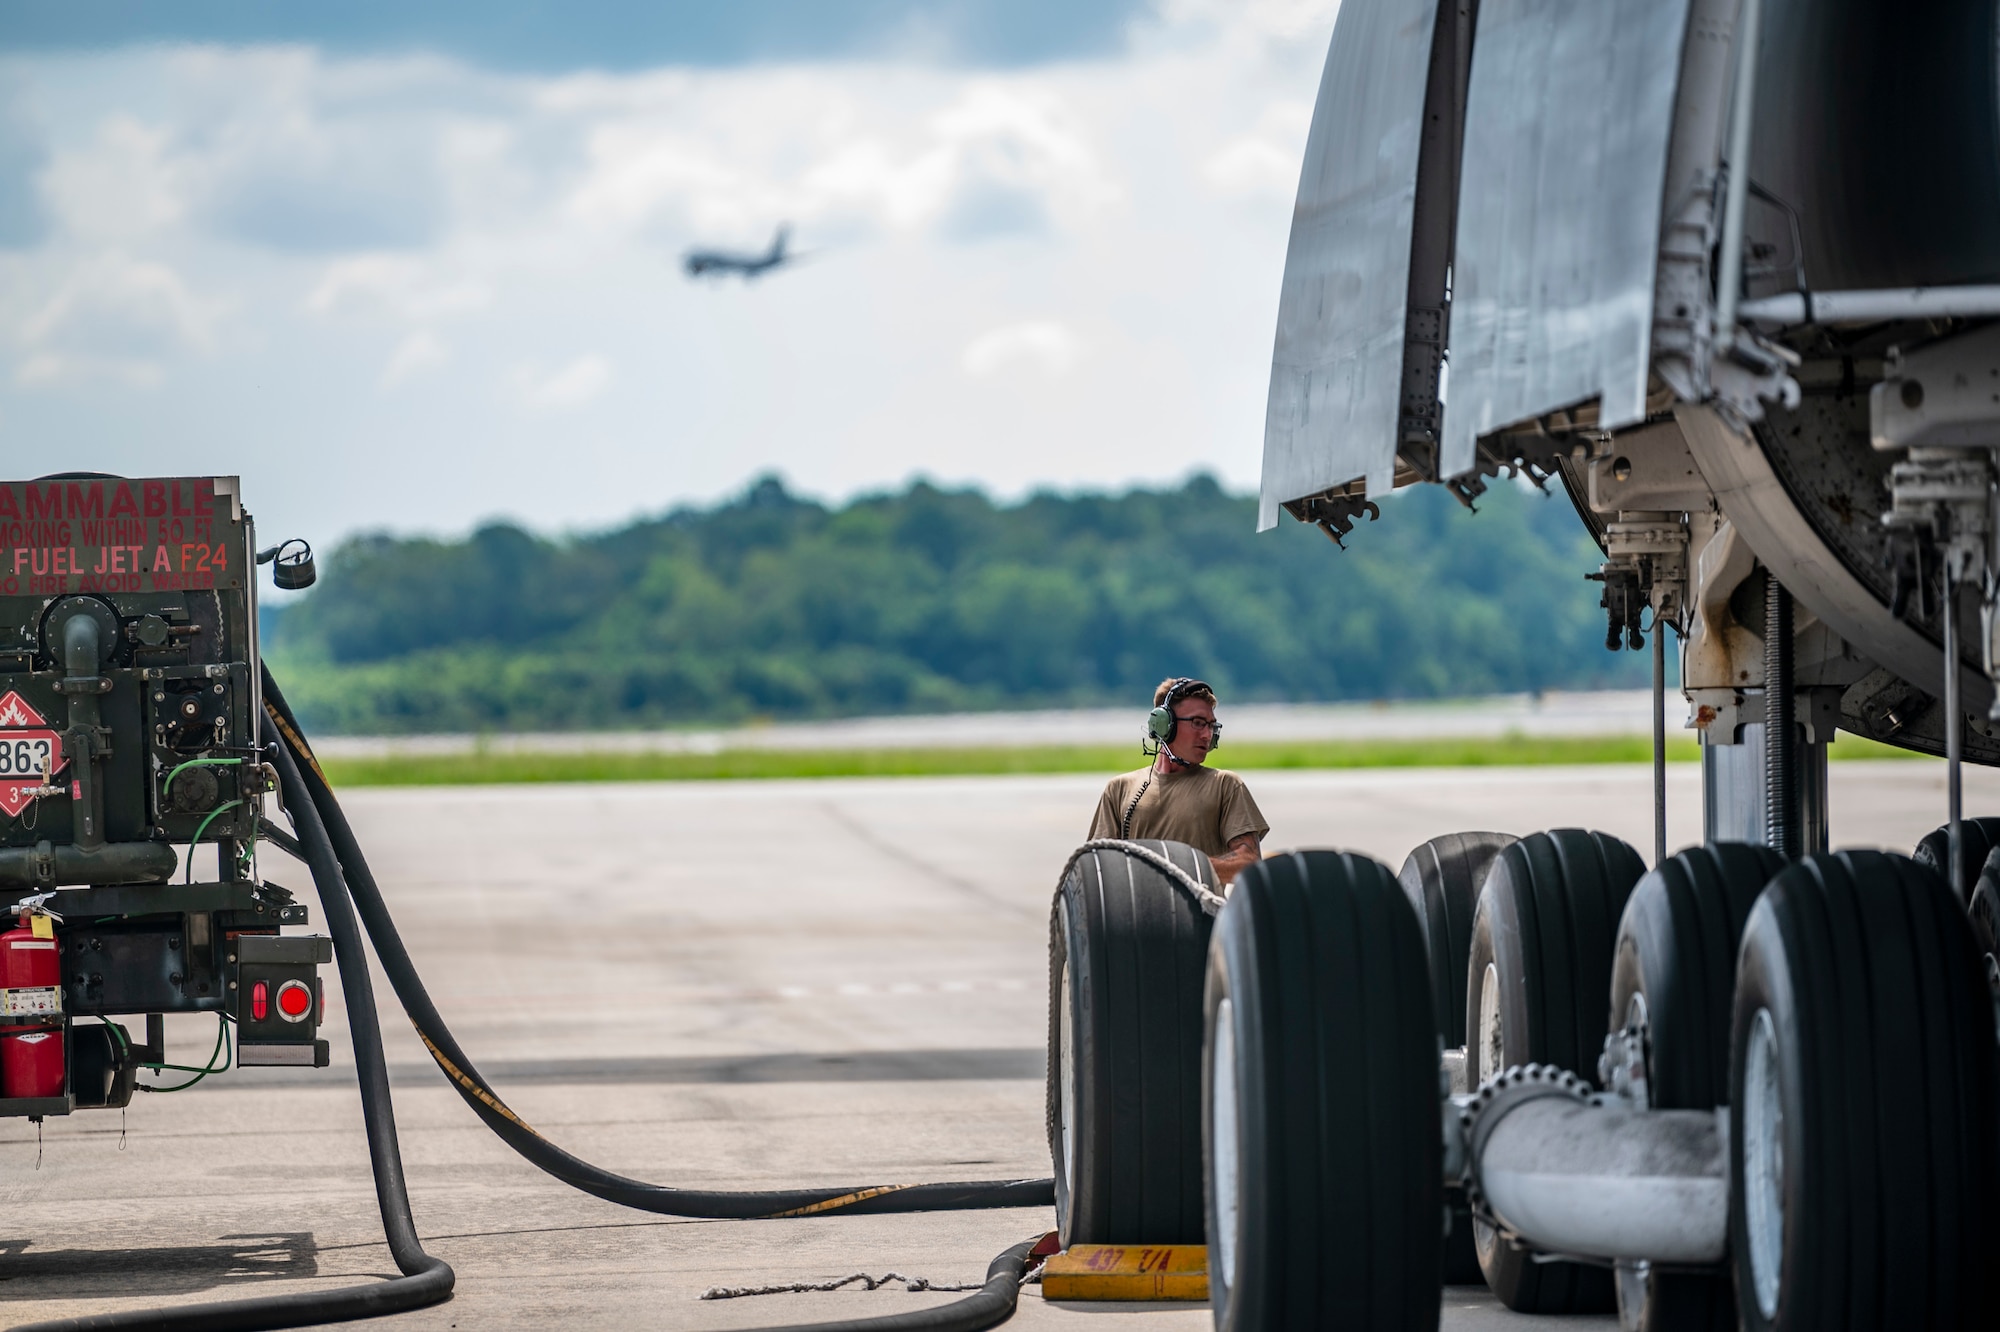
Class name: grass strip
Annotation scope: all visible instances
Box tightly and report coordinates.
[318,731,1921,788]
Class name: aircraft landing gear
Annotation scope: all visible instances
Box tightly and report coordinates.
[1464,830,1645,1314]
[1398,831,1517,1285]
[1729,851,2000,1331]
[1203,851,1441,1331]
[1608,842,1782,1331]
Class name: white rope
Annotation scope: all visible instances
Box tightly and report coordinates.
[701,1273,984,1300]
[1061,838,1228,917]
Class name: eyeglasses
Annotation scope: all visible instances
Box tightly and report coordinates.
[1173,715,1220,734]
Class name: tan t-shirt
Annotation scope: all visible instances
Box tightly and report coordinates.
[1088,764,1270,856]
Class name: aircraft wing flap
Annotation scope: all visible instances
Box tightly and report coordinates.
[1439,0,1690,480]
[1257,0,1441,531]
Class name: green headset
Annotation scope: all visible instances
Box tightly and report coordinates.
[1144,677,1221,755]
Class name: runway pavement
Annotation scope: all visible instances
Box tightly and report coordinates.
[4,760,1989,1329]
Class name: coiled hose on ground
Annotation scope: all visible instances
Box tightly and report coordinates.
[7,673,1055,1331]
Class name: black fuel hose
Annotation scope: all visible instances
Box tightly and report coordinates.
[5,730,454,1331]
[748,1236,1041,1332]
[260,665,1055,1220]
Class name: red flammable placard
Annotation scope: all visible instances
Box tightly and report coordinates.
[0,691,66,818]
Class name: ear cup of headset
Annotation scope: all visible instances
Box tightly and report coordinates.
[1149,678,1196,748]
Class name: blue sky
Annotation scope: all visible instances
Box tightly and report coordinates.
[3,1,1150,70]
[0,1,1337,551]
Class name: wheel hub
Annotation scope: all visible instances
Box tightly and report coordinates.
[1210,997,1240,1289]
[1059,959,1077,1204]
[1742,1007,1785,1320]
[1478,963,1503,1082]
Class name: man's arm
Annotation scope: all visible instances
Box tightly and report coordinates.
[1209,832,1262,885]
[1211,773,1268,885]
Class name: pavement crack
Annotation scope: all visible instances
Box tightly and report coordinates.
[815,801,1032,919]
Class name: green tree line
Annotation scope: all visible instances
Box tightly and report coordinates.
[262,473,1646,734]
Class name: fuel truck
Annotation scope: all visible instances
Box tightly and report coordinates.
[0,477,328,1121]
[1044,1,2000,1329]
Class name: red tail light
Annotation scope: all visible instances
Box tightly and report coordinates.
[251,980,268,1021]
[276,980,313,1022]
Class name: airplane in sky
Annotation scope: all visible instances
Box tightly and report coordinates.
[684,225,794,280]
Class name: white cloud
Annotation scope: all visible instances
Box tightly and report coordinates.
[192,96,447,252]
[1239,0,1343,41]
[961,320,1086,377]
[383,329,449,384]
[40,116,184,243]
[15,252,217,386]
[0,4,1337,540]
[15,352,159,388]
[523,353,610,407]
[0,76,51,247]
[1203,135,1298,195]
[567,121,746,235]
[305,255,491,322]
[795,135,956,233]
[1155,0,1342,45]
[927,83,1117,236]
[560,71,1113,244]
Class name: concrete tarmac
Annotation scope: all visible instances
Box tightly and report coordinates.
[5,760,1989,1329]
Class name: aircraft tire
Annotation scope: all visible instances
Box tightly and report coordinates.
[1729,851,2000,1331]
[1465,829,1645,1314]
[1397,830,1516,1285]
[1048,840,1214,1245]
[1968,854,2000,975]
[1607,842,1783,1331]
[1912,815,2000,899]
[1204,850,1441,1332]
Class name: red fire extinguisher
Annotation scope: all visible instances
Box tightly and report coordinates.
[1,904,64,1100]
